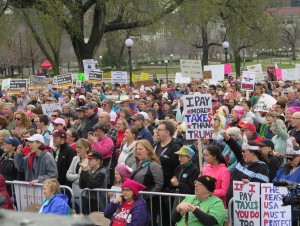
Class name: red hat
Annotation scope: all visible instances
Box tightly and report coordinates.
[121,178,146,196]
[52,129,67,139]
[240,122,256,133]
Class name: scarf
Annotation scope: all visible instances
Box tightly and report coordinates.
[122,141,137,154]
[28,146,52,172]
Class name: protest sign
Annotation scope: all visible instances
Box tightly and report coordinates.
[57,74,73,87]
[111,71,127,84]
[14,184,43,211]
[53,76,58,86]
[202,71,212,80]
[76,80,82,88]
[276,68,282,80]
[175,73,191,83]
[88,70,103,83]
[241,71,255,91]
[77,73,85,81]
[247,64,264,82]
[71,73,77,81]
[296,64,300,70]
[29,76,47,89]
[233,181,260,226]
[266,66,277,81]
[183,94,214,140]
[135,80,154,88]
[41,103,62,117]
[204,64,224,81]
[253,94,277,112]
[224,63,232,74]
[261,183,291,226]
[132,73,137,83]
[180,59,202,78]
[103,71,111,79]
[282,69,300,81]
[9,80,27,94]
[2,78,11,90]
[140,72,149,81]
[83,59,96,77]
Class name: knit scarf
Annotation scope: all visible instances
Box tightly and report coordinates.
[122,141,137,154]
[28,146,52,172]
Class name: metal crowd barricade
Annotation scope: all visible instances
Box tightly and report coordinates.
[6,180,75,211]
[79,188,188,226]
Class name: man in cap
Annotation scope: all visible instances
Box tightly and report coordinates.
[79,152,107,214]
[52,129,76,186]
[82,102,99,138]
[172,175,226,226]
[285,87,300,108]
[131,114,153,144]
[240,122,264,143]
[171,146,200,194]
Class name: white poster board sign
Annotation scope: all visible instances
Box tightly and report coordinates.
[241,71,256,91]
[233,181,260,226]
[111,71,128,84]
[14,184,44,211]
[253,94,277,112]
[76,80,82,89]
[180,59,202,78]
[41,103,62,117]
[71,73,78,81]
[204,64,224,82]
[2,78,11,90]
[282,69,300,81]
[175,72,191,83]
[183,94,214,140]
[261,183,291,226]
[83,59,96,77]
[247,64,264,82]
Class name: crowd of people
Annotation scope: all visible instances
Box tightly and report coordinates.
[0,74,299,225]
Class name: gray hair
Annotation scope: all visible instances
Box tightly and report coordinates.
[226,127,242,140]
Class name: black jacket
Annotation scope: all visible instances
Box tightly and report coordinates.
[172,162,199,194]
[55,143,76,186]
[81,113,99,138]
[154,138,182,191]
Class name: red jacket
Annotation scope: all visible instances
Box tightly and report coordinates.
[0,174,14,210]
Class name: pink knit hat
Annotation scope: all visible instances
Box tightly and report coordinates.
[287,107,300,113]
[233,106,245,119]
[122,178,147,196]
[115,163,131,179]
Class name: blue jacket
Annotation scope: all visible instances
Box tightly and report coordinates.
[138,126,153,145]
[104,197,150,226]
[40,194,70,215]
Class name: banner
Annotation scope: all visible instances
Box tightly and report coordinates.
[82,59,96,77]
[175,73,191,83]
[2,78,11,90]
[266,66,277,81]
[276,68,282,80]
[53,76,58,86]
[57,74,73,87]
[88,70,103,83]
[135,80,154,88]
[183,94,214,140]
[247,64,264,82]
[233,181,260,226]
[14,184,43,211]
[202,71,212,80]
[111,71,127,84]
[261,184,291,226]
[241,71,255,91]
[140,72,149,81]
[203,64,224,81]
[29,76,47,88]
[224,63,232,74]
[253,94,277,112]
[282,69,300,81]
[41,103,62,117]
[132,74,138,83]
[9,80,27,94]
[103,72,111,79]
[77,73,85,82]
[180,59,202,78]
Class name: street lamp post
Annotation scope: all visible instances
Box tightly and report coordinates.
[279,48,281,64]
[222,41,229,63]
[125,38,134,87]
[170,54,173,65]
[256,49,259,63]
[289,48,292,64]
[262,48,265,63]
[99,56,102,69]
[164,60,168,82]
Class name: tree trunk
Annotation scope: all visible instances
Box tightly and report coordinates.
[201,25,209,67]
[292,45,296,60]
[234,50,241,77]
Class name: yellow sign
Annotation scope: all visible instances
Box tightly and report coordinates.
[140,72,149,81]
[103,72,111,79]
[132,73,137,83]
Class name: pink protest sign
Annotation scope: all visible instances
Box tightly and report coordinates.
[224,63,232,74]
[276,68,282,80]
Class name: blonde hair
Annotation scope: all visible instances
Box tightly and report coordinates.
[77,138,92,153]
[117,118,129,130]
[0,129,10,139]
[135,139,160,165]
[14,111,31,128]
[43,178,61,194]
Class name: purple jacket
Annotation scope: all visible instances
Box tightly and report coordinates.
[104,197,150,226]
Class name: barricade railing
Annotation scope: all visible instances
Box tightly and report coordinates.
[79,188,189,226]
[6,180,75,211]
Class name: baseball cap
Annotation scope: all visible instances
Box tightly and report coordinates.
[83,103,96,109]
[52,129,67,139]
[52,118,66,127]
[25,134,45,144]
[78,95,86,100]
[46,97,56,101]
[130,114,145,121]
[85,151,103,161]
[175,146,195,158]
[240,122,256,133]
[138,112,149,120]
[76,107,85,112]
[3,137,20,147]
[257,139,274,150]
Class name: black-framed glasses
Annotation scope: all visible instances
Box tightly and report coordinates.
[285,156,297,161]
[51,115,58,117]
[14,118,22,121]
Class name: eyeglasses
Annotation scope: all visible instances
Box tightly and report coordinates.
[14,118,22,121]
[122,188,131,192]
[292,117,300,120]
[51,115,58,117]
[157,128,166,132]
[21,92,26,94]
[102,104,107,106]
[194,181,203,186]
[231,85,236,87]
[213,118,219,120]
[285,156,296,161]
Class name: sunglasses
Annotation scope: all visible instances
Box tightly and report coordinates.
[52,115,58,117]
[285,156,297,161]
[14,118,22,121]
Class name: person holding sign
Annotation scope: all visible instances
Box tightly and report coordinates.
[172,175,226,226]
[220,130,269,204]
